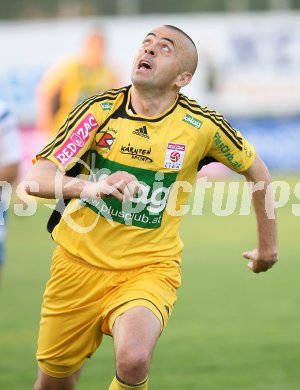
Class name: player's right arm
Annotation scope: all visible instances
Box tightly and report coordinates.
[29,90,140,202]
[24,158,139,203]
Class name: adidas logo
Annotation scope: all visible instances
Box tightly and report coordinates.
[132,126,149,139]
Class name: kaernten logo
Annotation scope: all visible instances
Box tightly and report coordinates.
[120,143,153,162]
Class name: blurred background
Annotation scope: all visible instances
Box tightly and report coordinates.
[0,1,299,389]
[0,0,300,174]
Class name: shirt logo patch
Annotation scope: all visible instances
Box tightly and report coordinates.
[182,114,202,129]
[100,102,113,110]
[97,132,115,149]
[54,114,98,166]
[164,143,186,170]
[96,127,118,153]
[132,125,149,139]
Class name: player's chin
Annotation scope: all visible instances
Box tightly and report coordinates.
[132,72,152,84]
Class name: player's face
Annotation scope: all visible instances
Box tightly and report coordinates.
[131,26,187,90]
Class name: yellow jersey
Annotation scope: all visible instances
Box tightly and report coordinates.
[37,86,255,269]
[42,58,116,133]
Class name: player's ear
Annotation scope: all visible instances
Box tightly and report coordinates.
[175,71,193,88]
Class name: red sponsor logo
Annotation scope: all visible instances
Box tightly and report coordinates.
[97,132,115,149]
[170,151,180,162]
[167,143,186,152]
[54,114,98,166]
[164,142,186,170]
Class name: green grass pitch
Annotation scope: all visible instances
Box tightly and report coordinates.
[0,175,299,389]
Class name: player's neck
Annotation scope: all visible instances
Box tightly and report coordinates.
[130,86,178,117]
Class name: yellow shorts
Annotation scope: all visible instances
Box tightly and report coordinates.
[37,246,181,378]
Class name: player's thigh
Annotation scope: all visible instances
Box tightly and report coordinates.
[112,306,161,358]
[37,247,106,378]
[103,259,182,336]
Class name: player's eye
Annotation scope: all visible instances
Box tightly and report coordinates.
[161,44,171,53]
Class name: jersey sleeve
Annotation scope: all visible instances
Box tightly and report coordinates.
[205,114,256,173]
[36,99,100,172]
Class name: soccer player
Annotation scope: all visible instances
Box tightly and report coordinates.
[25,25,278,390]
[0,101,21,280]
[36,28,118,135]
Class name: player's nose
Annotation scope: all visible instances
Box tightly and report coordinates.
[144,44,156,56]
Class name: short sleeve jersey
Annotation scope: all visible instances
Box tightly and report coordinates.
[42,58,116,133]
[37,86,255,269]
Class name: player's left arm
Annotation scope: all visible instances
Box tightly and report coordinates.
[203,114,278,273]
[241,154,278,273]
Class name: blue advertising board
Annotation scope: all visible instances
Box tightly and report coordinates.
[231,117,300,172]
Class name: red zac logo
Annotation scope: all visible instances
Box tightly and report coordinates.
[70,133,85,147]
[97,131,115,149]
[54,113,98,166]
[170,151,180,162]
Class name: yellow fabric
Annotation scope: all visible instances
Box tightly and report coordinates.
[108,376,148,389]
[37,86,256,270]
[37,246,180,377]
[41,58,116,133]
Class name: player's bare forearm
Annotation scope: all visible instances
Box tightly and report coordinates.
[23,158,140,203]
[242,155,278,273]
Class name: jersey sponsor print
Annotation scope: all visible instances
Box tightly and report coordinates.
[84,152,177,228]
[164,143,186,170]
[54,114,98,166]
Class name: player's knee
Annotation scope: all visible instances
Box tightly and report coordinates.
[116,348,150,378]
[33,378,54,390]
[33,379,49,390]
[33,377,50,390]
[33,373,78,390]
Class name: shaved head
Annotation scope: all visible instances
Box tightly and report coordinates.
[163,25,198,75]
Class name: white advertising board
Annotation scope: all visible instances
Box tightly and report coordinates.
[0,12,300,123]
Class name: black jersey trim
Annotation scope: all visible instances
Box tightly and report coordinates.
[197,156,219,171]
[110,86,180,122]
[178,101,243,151]
[179,94,198,107]
[39,88,126,156]
[179,95,243,146]
[200,107,243,145]
[59,87,127,134]
[40,90,127,158]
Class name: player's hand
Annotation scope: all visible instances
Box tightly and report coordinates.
[83,171,140,202]
[242,248,278,273]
